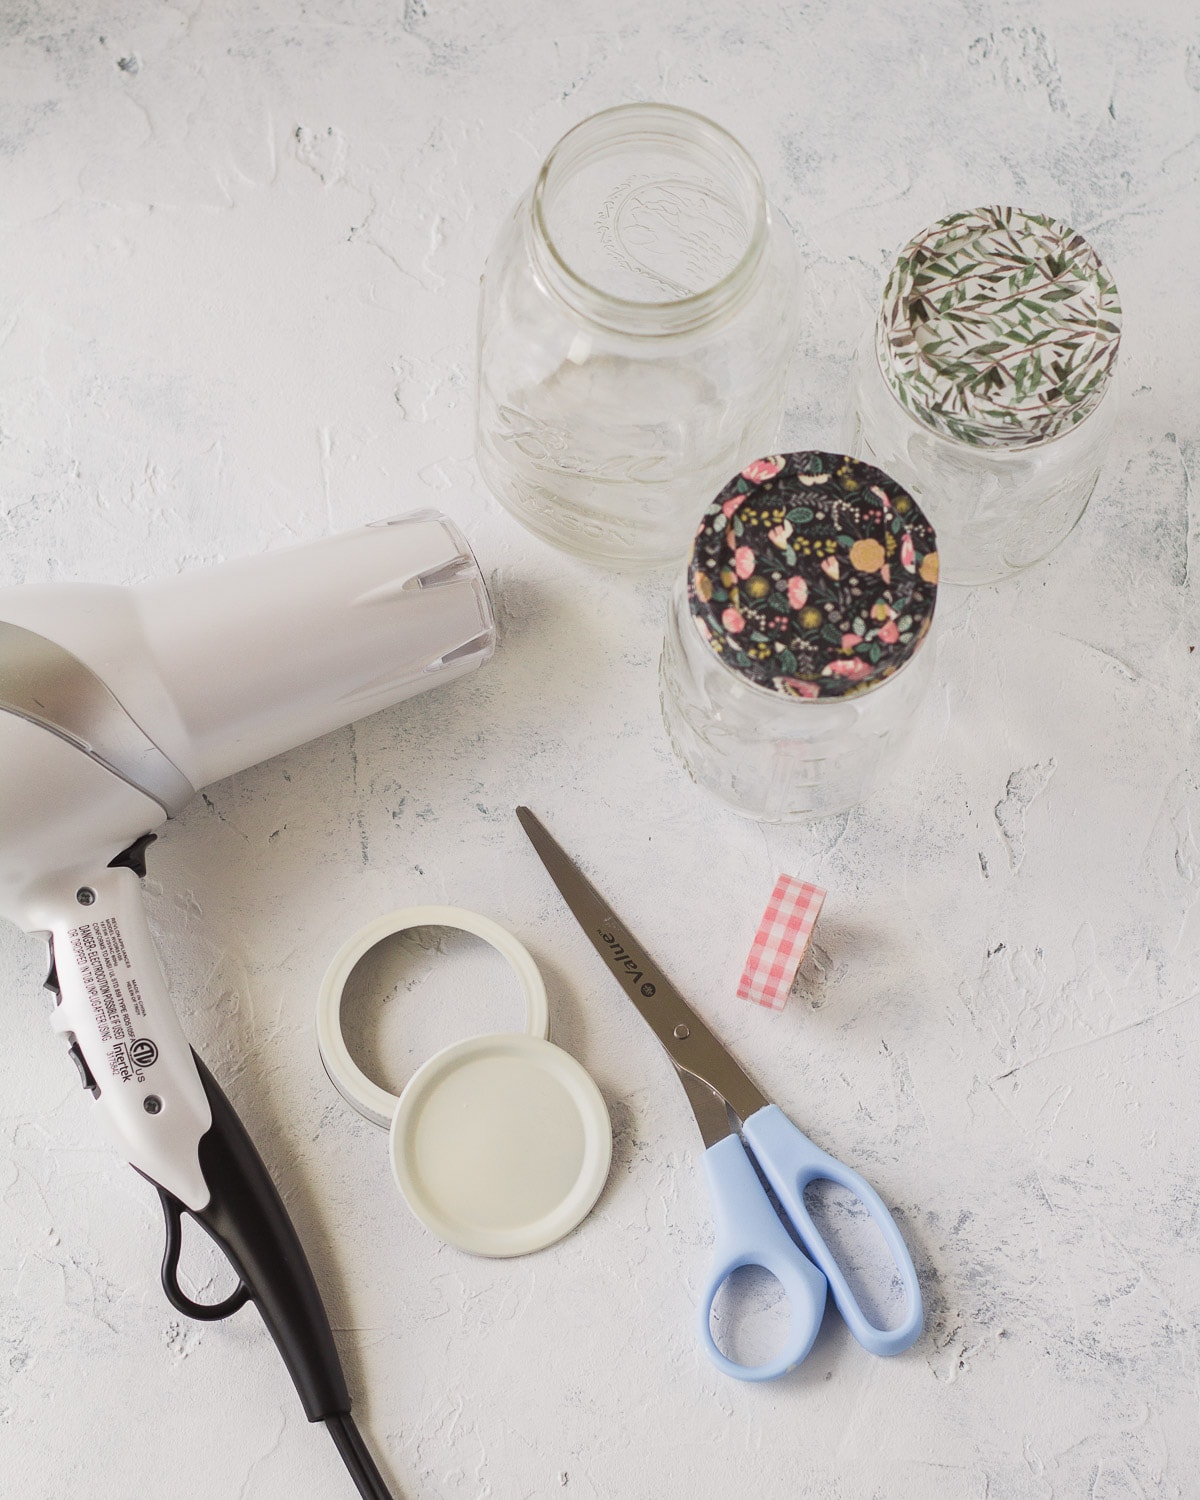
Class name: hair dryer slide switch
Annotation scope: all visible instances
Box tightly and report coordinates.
[66,1037,100,1097]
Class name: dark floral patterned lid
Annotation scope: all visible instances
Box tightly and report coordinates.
[876,206,1121,448]
[688,452,938,700]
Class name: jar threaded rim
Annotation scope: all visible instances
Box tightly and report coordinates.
[530,103,770,336]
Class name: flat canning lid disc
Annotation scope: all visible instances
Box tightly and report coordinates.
[389,1032,612,1257]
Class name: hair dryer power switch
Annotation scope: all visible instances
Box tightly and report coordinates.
[66,1037,101,1097]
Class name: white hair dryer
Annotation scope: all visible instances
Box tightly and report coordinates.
[0,510,494,1498]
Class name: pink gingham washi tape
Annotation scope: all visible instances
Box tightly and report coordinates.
[737,875,826,1011]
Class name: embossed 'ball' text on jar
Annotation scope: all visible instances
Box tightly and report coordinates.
[476,103,801,569]
[659,452,940,824]
[847,206,1121,586]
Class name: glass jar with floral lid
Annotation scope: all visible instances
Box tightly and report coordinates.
[660,451,939,822]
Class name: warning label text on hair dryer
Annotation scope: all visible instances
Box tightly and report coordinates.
[67,919,154,1084]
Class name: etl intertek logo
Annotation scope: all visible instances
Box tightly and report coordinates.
[129,1037,158,1070]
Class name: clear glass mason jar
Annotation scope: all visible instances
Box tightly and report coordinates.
[659,452,939,823]
[476,103,800,569]
[846,206,1121,587]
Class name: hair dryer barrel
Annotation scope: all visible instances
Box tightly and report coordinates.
[135,511,494,790]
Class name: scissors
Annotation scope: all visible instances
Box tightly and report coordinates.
[516,807,923,1380]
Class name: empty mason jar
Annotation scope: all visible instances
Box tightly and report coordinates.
[659,452,939,823]
[847,206,1121,586]
[476,103,800,569]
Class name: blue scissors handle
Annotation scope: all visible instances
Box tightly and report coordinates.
[741,1104,923,1358]
[698,1132,828,1381]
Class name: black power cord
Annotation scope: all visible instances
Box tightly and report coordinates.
[326,1413,399,1500]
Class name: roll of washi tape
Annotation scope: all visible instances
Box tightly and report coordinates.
[737,877,826,1011]
[316,905,611,1256]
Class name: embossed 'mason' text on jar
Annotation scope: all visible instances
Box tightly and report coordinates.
[847,206,1121,586]
[659,452,939,824]
[476,103,801,569]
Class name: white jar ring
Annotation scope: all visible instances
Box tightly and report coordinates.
[316,905,550,1129]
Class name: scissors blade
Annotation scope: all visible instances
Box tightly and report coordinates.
[674,1065,736,1148]
[516,807,767,1125]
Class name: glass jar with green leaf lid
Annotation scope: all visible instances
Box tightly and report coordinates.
[846,206,1121,585]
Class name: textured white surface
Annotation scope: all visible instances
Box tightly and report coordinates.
[2,2,1199,1496]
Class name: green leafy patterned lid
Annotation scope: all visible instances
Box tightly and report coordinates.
[876,206,1121,448]
[688,452,938,700]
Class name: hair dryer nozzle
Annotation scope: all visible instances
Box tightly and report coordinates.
[0,510,494,923]
[133,509,495,789]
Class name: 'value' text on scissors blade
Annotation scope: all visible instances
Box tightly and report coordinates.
[516,806,767,1123]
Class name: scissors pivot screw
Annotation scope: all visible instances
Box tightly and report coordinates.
[673,1024,690,1040]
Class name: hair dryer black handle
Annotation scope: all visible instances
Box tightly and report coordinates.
[156,1051,352,1423]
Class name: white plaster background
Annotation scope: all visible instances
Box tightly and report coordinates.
[1,1,1198,1496]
